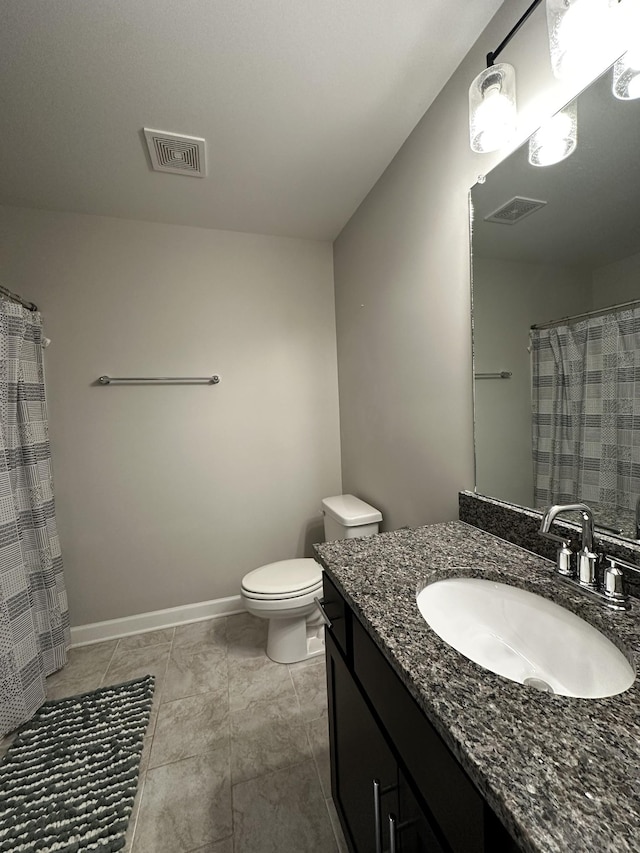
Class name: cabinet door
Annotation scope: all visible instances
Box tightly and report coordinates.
[392,768,447,853]
[352,616,486,853]
[326,629,398,853]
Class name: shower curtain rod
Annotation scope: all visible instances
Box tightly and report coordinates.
[531,297,640,331]
[0,285,37,312]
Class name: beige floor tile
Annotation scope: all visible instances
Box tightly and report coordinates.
[306,715,331,797]
[290,659,328,722]
[228,656,297,712]
[163,647,228,703]
[188,839,233,853]
[102,643,171,683]
[173,618,227,652]
[146,707,158,738]
[230,695,310,784]
[117,628,175,651]
[149,690,229,769]
[232,759,338,853]
[101,644,171,735]
[139,735,153,774]
[102,642,171,690]
[46,641,118,700]
[133,747,232,853]
[226,612,268,661]
[326,797,350,853]
[119,737,152,853]
[287,651,326,672]
[123,772,147,853]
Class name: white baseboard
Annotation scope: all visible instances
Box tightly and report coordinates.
[70,595,245,647]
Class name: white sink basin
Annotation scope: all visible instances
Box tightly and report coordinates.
[417,577,635,698]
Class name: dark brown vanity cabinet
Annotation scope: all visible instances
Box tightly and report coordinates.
[327,627,400,852]
[323,574,520,853]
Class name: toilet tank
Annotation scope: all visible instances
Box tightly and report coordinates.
[321,494,383,541]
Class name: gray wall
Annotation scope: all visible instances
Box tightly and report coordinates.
[333,0,594,530]
[592,251,640,309]
[473,257,589,508]
[0,205,341,626]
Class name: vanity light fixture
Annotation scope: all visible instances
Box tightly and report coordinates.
[528,100,578,166]
[469,0,633,154]
[546,0,626,80]
[469,0,543,153]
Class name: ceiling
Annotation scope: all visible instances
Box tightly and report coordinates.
[0,0,503,241]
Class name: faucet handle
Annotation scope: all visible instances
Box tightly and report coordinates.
[556,540,575,577]
[539,524,576,576]
[603,557,631,610]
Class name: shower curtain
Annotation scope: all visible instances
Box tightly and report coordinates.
[531,306,640,513]
[0,301,69,738]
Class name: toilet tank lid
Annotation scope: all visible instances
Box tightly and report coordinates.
[321,494,382,526]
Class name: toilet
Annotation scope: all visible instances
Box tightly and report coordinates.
[241,494,382,663]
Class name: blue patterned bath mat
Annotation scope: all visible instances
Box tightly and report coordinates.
[0,675,154,852]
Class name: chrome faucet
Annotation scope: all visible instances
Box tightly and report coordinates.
[539,503,598,588]
[539,502,630,610]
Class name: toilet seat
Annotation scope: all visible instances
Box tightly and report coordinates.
[241,586,323,618]
[242,580,323,602]
[241,558,322,598]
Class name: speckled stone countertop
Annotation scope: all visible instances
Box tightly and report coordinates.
[314,521,640,853]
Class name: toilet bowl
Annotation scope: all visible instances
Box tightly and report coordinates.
[241,558,324,664]
[241,495,382,664]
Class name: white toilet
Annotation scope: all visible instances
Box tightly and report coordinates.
[241,494,382,663]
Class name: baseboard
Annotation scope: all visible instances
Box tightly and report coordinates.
[70,595,245,647]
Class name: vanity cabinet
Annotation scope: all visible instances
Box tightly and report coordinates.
[323,574,520,853]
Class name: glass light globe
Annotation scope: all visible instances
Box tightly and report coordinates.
[546,0,624,80]
[528,101,578,167]
[613,0,640,100]
[614,49,640,99]
[469,64,517,153]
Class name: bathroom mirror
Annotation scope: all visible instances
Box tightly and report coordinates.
[471,63,640,541]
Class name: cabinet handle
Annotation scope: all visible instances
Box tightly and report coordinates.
[389,813,413,853]
[373,779,384,853]
[373,779,396,853]
[389,813,398,853]
[313,597,332,628]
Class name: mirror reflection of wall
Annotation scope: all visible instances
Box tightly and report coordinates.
[471,62,640,541]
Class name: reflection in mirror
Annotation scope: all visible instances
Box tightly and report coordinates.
[471,62,640,542]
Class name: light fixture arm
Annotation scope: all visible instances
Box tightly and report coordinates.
[486,0,544,67]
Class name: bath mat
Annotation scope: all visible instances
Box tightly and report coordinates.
[0,675,154,853]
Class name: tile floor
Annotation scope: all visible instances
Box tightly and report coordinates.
[0,613,348,853]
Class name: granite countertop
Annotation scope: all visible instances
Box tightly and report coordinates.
[314,521,640,853]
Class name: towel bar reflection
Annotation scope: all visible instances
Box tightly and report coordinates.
[474,371,512,379]
[98,375,220,385]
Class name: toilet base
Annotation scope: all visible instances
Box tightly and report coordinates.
[266,615,325,664]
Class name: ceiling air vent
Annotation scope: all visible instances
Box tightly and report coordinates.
[484,196,547,225]
[143,128,206,177]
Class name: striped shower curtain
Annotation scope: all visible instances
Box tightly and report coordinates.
[0,301,69,738]
[531,306,640,514]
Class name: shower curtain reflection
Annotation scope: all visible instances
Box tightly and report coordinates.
[531,306,640,533]
[0,300,69,738]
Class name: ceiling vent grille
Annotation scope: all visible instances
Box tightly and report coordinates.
[484,196,547,225]
[143,128,206,177]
